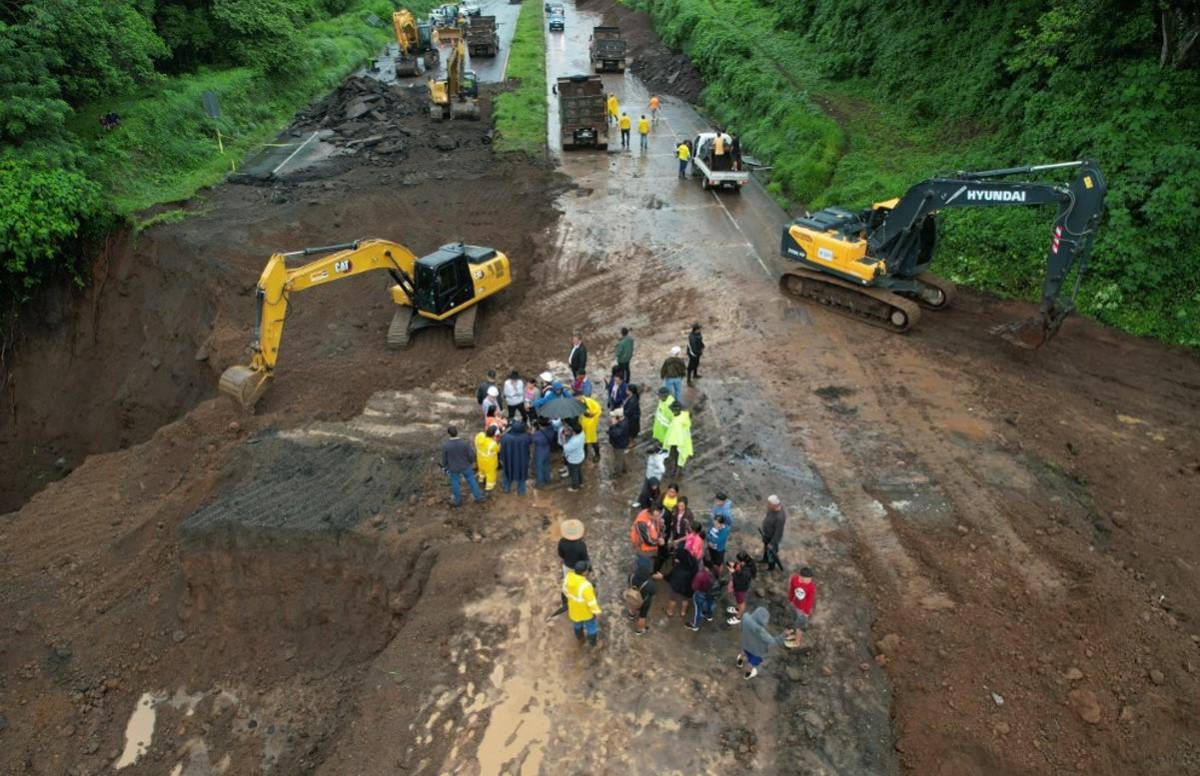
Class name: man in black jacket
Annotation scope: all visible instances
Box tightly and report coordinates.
[760,494,787,571]
[686,323,705,385]
[607,408,631,476]
[568,333,587,378]
[441,426,484,506]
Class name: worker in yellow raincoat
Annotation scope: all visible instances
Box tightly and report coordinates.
[607,93,619,126]
[663,402,692,479]
[474,425,501,491]
[578,392,603,462]
[652,386,675,446]
[564,560,602,648]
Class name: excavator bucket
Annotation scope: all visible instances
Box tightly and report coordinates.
[218,365,272,410]
[993,310,1063,350]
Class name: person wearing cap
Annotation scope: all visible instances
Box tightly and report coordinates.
[607,407,631,476]
[652,387,675,446]
[663,401,693,479]
[760,495,787,571]
[660,347,687,403]
[474,424,501,491]
[503,370,526,423]
[614,327,634,383]
[563,560,602,647]
[475,369,497,405]
[687,323,705,385]
[549,520,590,618]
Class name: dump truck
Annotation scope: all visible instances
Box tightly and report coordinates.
[589,26,627,72]
[466,15,499,57]
[558,75,608,150]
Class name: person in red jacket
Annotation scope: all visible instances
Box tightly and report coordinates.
[786,566,816,645]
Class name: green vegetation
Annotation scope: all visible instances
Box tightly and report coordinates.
[630,0,1200,346]
[1,0,404,308]
[493,0,548,154]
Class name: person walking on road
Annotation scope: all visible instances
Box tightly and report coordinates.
[652,387,676,446]
[637,114,650,152]
[664,402,693,479]
[649,95,660,125]
[619,112,632,149]
[564,560,602,648]
[442,426,484,506]
[474,424,501,492]
[503,370,526,423]
[568,332,588,379]
[660,347,686,402]
[687,323,705,385]
[607,93,619,126]
[498,421,532,495]
[676,140,690,179]
[614,327,634,383]
[549,519,589,618]
[607,408,631,476]
[760,495,787,571]
[737,607,787,679]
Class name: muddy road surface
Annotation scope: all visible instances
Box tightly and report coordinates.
[4,0,1200,774]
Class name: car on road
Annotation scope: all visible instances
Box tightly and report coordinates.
[545,1,564,11]
[548,9,565,31]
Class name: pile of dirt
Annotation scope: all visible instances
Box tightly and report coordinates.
[577,0,704,102]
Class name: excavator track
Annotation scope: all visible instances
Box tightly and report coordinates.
[387,306,414,349]
[453,304,477,348]
[913,272,957,310]
[779,268,922,333]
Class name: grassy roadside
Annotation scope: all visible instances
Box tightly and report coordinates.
[493,0,548,154]
[69,3,400,216]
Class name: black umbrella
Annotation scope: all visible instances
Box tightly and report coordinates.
[537,395,586,419]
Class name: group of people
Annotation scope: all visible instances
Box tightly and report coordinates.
[439,325,707,504]
[607,93,661,152]
[561,487,817,681]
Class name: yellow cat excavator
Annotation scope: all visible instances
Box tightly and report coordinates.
[392,9,426,77]
[429,38,479,120]
[219,239,510,409]
[779,160,1106,348]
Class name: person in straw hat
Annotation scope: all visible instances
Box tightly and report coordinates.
[549,519,589,619]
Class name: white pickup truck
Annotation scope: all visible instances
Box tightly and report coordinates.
[689,131,749,192]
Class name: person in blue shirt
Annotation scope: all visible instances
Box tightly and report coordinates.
[712,491,734,527]
[533,380,568,410]
[562,419,586,491]
[706,513,731,575]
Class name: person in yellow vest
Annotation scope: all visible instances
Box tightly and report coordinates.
[577,390,603,462]
[652,386,675,445]
[664,402,693,479]
[563,560,602,647]
[649,95,660,124]
[618,112,632,149]
[676,141,691,179]
[474,424,501,491]
[607,93,619,125]
[637,114,650,153]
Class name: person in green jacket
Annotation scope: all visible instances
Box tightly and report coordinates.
[664,402,692,479]
[614,327,634,383]
[652,387,675,446]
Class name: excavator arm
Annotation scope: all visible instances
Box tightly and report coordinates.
[868,160,1107,345]
[219,239,419,409]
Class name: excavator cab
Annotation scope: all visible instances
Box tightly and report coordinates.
[412,244,493,314]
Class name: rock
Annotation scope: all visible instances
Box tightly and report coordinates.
[859,662,871,672]
[875,633,901,655]
[61,723,76,737]
[821,665,833,677]
[371,515,385,528]
[874,654,888,667]
[81,738,99,755]
[991,692,1004,706]
[1064,667,1084,682]
[433,135,457,152]
[785,666,804,681]
[993,721,1011,736]
[172,629,186,644]
[956,524,969,535]
[1068,689,1101,724]
[227,421,241,434]
[1149,669,1165,685]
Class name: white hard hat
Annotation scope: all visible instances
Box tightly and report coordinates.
[671,346,682,356]
[767,494,781,506]
[539,371,554,382]
[487,386,499,397]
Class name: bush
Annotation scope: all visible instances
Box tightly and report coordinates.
[494,0,548,154]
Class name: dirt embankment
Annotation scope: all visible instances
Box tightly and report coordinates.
[0,72,571,775]
[577,0,704,102]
